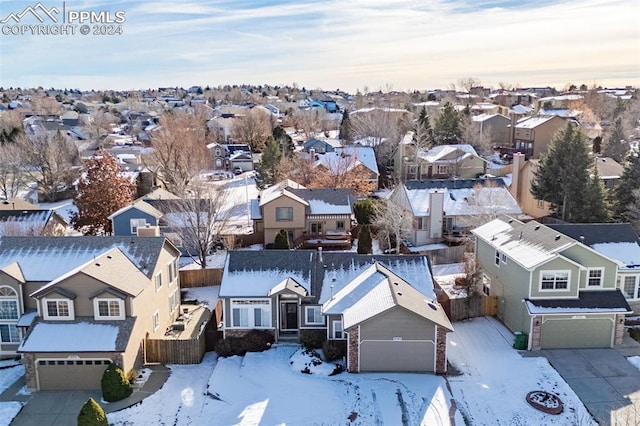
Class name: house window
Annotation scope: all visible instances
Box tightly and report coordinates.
[94,298,124,320]
[168,259,178,284]
[0,287,19,320]
[587,268,604,287]
[130,218,148,234]
[417,217,427,230]
[408,165,417,176]
[622,276,640,300]
[155,272,163,292]
[336,221,345,231]
[276,207,293,222]
[482,274,491,296]
[44,299,73,320]
[305,306,324,325]
[540,271,570,291]
[169,288,180,312]
[153,311,159,331]
[437,165,448,175]
[495,250,501,267]
[501,253,507,264]
[537,200,545,209]
[332,320,344,339]
[0,324,19,343]
[231,299,271,328]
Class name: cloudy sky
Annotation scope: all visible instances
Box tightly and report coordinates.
[0,0,638,92]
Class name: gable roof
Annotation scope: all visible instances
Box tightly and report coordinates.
[0,210,63,235]
[402,178,522,217]
[0,236,170,281]
[259,180,307,206]
[312,146,379,177]
[419,144,479,163]
[548,223,640,270]
[288,188,354,215]
[108,199,164,220]
[472,216,577,270]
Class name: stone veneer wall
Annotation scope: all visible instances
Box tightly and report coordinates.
[614,314,626,345]
[347,327,359,373]
[435,326,448,374]
[531,316,542,351]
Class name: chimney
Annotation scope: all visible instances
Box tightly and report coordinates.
[511,152,525,202]
[428,191,445,240]
[317,246,323,263]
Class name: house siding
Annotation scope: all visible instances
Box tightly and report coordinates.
[359,308,436,342]
[530,257,581,299]
[262,197,307,245]
[560,245,618,289]
[112,208,158,237]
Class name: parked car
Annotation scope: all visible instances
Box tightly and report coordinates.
[234,167,243,175]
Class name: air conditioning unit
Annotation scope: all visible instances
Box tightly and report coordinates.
[172,322,185,331]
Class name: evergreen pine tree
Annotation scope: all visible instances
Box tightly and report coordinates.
[531,124,592,222]
[592,136,602,154]
[580,168,611,223]
[339,109,354,144]
[433,102,462,145]
[413,107,433,150]
[602,117,629,162]
[274,229,290,249]
[614,153,640,221]
[273,125,295,157]
[255,136,282,188]
[357,225,373,254]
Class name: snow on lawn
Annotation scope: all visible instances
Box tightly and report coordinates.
[447,317,596,425]
[628,356,640,370]
[0,361,25,426]
[110,347,460,425]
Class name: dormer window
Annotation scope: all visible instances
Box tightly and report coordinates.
[43,298,74,320]
[94,298,125,320]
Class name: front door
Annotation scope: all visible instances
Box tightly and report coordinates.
[280,302,298,332]
[311,222,323,236]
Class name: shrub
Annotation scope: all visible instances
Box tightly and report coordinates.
[101,363,133,403]
[322,340,347,362]
[300,329,326,349]
[77,397,108,426]
[126,368,138,384]
[357,225,372,254]
[329,363,345,376]
[274,229,290,249]
[630,327,640,342]
[215,330,275,357]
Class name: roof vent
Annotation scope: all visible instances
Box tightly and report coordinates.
[107,255,112,259]
[95,263,101,267]
[534,225,540,230]
[397,292,403,296]
[427,302,438,311]
[393,282,399,286]
[554,235,561,241]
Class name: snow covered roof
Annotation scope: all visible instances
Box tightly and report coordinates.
[402,179,521,218]
[18,318,136,352]
[0,236,168,281]
[0,210,60,235]
[289,188,354,215]
[525,290,631,314]
[514,115,555,129]
[313,146,379,177]
[259,180,307,206]
[472,216,576,270]
[418,144,479,163]
[108,199,163,220]
[510,105,533,115]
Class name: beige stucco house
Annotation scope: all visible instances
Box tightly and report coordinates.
[512,115,568,159]
[0,236,183,390]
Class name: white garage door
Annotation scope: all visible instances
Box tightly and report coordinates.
[360,340,435,372]
[37,359,112,390]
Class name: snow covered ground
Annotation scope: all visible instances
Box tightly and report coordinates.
[0,360,24,426]
[447,317,596,425]
[108,347,460,425]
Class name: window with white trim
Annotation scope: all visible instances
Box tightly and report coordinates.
[305,306,324,325]
[501,253,507,264]
[130,218,148,234]
[540,271,570,290]
[94,298,124,320]
[231,299,271,328]
[495,250,501,267]
[622,275,640,300]
[587,268,604,287]
[332,320,344,339]
[336,221,345,231]
[275,207,293,222]
[153,311,160,331]
[169,288,180,312]
[168,258,178,284]
[417,217,427,230]
[482,274,491,296]
[0,287,19,320]
[155,272,163,292]
[44,298,73,320]
[0,324,19,343]
[437,165,448,175]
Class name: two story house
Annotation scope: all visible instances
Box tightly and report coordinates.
[219,250,453,373]
[0,236,182,390]
[512,115,568,159]
[391,178,522,247]
[251,180,355,249]
[472,217,631,351]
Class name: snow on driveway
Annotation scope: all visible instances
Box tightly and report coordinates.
[447,317,595,425]
[0,361,24,426]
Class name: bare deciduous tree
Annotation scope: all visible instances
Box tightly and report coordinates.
[373,198,412,254]
[307,150,376,195]
[147,110,211,195]
[231,109,271,152]
[88,109,117,147]
[0,142,28,199]
[32,97,63,116]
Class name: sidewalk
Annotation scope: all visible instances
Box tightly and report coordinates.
[2,364,170,426]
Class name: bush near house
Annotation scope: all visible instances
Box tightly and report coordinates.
[101,363,133,403]
[630,327,640,343]
[322,340,347,362]
[77,398,108,426]
[215,330,275,357]
[300,329,326,349]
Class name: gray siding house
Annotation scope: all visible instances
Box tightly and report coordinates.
[472,217,631,350]
[219,250,453,373]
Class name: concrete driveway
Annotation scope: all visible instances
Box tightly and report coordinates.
[541,345,640,426]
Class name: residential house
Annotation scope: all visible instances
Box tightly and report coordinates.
[312,146,380,191]
[0,210,67,236]
[594,156,625,189]
[0,236,184,390]
[391,178,522,246]
[303,138,342,154]
[471,114,511,148]
[250,180,355,249]
[509,153,552,219]
[219,250,453,373]
[472,217,631,350]
[225,144,254,173]
[512,115,568,159]
[548,223,640,315]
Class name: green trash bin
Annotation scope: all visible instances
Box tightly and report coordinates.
[513,332,528,350]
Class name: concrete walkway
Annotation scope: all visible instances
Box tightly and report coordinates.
[541,336,640,426]
[2,364,170,426]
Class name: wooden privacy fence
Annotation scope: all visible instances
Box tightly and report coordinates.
[145,329,206,365]
[428,245,466,265]
[179,268,223,288]
[443,295,498,322]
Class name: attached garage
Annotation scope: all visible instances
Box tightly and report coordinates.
[360,340,435,372]
[36,358,112,390]
[540,316,614,349]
